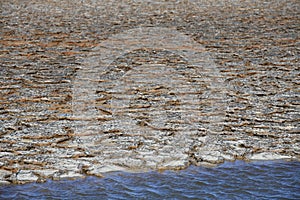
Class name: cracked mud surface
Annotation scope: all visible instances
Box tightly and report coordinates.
[0,0,299,184]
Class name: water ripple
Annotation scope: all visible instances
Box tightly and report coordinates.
[1,161,300,200]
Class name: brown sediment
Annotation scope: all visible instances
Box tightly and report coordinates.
[0,0,299,184]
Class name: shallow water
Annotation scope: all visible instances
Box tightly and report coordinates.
[1,160,299,200]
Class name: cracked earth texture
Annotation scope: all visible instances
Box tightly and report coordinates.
[0,0,299,184]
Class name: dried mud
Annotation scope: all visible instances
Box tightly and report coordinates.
[0,0,299,184]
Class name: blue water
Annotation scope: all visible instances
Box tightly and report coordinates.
[1,160,299,200]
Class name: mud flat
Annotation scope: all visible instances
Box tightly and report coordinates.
[0,0,299,184]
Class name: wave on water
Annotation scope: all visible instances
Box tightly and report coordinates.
[1,160,300,200]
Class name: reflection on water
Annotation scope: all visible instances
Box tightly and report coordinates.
[1,160,299,200]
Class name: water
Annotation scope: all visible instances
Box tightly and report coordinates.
[1,160,299,200]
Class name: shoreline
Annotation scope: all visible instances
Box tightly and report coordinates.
[1,159,299,185]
